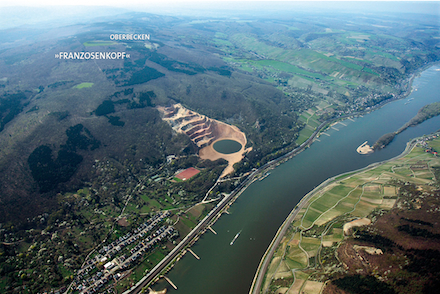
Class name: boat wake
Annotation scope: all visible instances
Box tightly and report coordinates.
[230,230,242,245]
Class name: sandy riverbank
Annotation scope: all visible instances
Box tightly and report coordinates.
[148,288,166,294]
[356,141,374,154]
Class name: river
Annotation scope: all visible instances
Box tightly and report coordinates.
[152,65,440,293]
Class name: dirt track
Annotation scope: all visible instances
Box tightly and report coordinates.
[158,104,252,177]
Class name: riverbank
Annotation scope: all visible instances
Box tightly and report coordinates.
[356,141,374,154]
[143,64,440,294]
[250,132,438,294]
[248,64,440,293]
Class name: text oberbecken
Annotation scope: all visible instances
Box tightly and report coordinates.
[110,34,150,40]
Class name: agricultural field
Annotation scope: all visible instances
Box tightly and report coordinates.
[83,41,118,47]
[73,82,94,89]
[0,6,439,293]
[220,31,391,99]
[296,101,335,144]
[262,135,440,294]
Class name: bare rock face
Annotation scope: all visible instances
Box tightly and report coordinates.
[158,104,252,177]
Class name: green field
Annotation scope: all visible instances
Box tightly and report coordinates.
[214,26,408,108]
[83,41,117,47]
[261,135,440,294]
[296,108,325,145]
[254,60,328,80]
[429,136,440,151]
[73,82,94,89]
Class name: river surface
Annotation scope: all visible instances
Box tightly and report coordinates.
[152,65,440,293]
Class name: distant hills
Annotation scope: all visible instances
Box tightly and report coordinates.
[0,5,438,226]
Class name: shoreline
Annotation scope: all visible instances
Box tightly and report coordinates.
[199,135,252,178]
[248,63,440,294]
[356,141,374,154]
[249,137,420,294]
[129,63,439,294]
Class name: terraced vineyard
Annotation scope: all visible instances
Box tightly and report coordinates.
[0,5,439,293]
[262,134,440,294]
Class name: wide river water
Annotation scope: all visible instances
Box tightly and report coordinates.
[152,65,440,293]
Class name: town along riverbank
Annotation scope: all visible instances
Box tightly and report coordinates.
[152,65,440,294]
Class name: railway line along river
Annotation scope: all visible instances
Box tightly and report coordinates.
[152,65,440,293]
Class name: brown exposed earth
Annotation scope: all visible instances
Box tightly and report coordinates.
[158,104,252,177]
[175,167,200,181]
[117,217,129,227]
[343,218,371,235]
[148,288,166,294]
[324,186,440,294]
[356,141,374,154]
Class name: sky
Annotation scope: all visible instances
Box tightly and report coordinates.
[1,0,439,6]
[0,1,438,17]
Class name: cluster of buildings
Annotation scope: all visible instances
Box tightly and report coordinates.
[71,211,177,294]
[418,133,439,155]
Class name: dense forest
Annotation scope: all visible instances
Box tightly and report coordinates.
[0,6,437,225]
[0,92,27,132]
[28,124,100,193]
[0,5,439,293]
[373,102,440,149]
